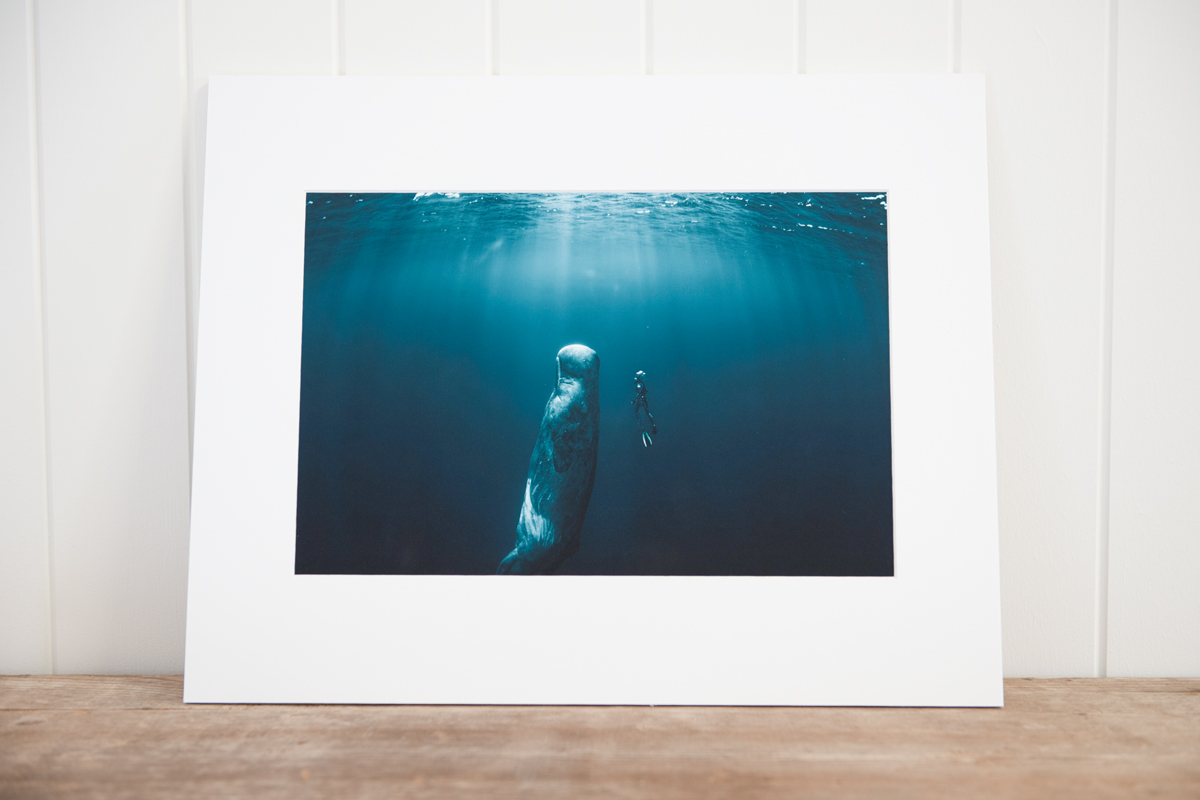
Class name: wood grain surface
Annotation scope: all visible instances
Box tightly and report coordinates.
[1,677,1197,799]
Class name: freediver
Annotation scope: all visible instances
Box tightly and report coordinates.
[632,370,658,447]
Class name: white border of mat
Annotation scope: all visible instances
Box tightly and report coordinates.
[184,76,1001,706]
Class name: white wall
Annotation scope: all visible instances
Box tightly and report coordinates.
[0,0,1195,678]
[1106,0,1200,677]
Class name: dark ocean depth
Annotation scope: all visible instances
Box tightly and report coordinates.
[295,192,893,576]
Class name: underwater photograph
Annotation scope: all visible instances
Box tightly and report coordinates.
[294,192,893,576]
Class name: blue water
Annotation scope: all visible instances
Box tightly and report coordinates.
[296,192,892,576]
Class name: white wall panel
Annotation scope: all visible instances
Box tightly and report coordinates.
[1107,0,1200,677]
[653,0,794,74]
[190,0,332,77]
[807,0,948,73]
[496,0,641,75]
[0,0,51,675]
[962,0,1111,676]
[186,0,333,443]
[36,0,191,673]
[344,0,486,75]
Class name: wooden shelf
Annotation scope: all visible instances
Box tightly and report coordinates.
[2,676,1197,798]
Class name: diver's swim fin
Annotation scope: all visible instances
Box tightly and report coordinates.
[642,431,652,447]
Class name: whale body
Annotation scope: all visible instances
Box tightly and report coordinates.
[498,344,600,574]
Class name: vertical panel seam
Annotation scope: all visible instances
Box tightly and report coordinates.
[1095,0,1118,679]
[179,0,195,485]
[331,0,344,76]
[25,0,55,675]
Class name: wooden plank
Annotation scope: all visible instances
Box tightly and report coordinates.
[1107,0,1200,677]
[0,676,183,710]
[1,678,1197,798]
[35,0,191,674]
[0,0,52,674]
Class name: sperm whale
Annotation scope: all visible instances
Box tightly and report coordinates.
[497,344,600,574]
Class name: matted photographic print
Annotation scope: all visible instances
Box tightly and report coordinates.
[295,192,892,577]
[184,76,1002,706]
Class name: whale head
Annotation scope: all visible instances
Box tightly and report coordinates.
[557,344,599,385]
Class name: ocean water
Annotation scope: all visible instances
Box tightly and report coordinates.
[295,192,892,576]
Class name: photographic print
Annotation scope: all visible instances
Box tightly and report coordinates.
[186,76,1001,705]
[295,192,893,577]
